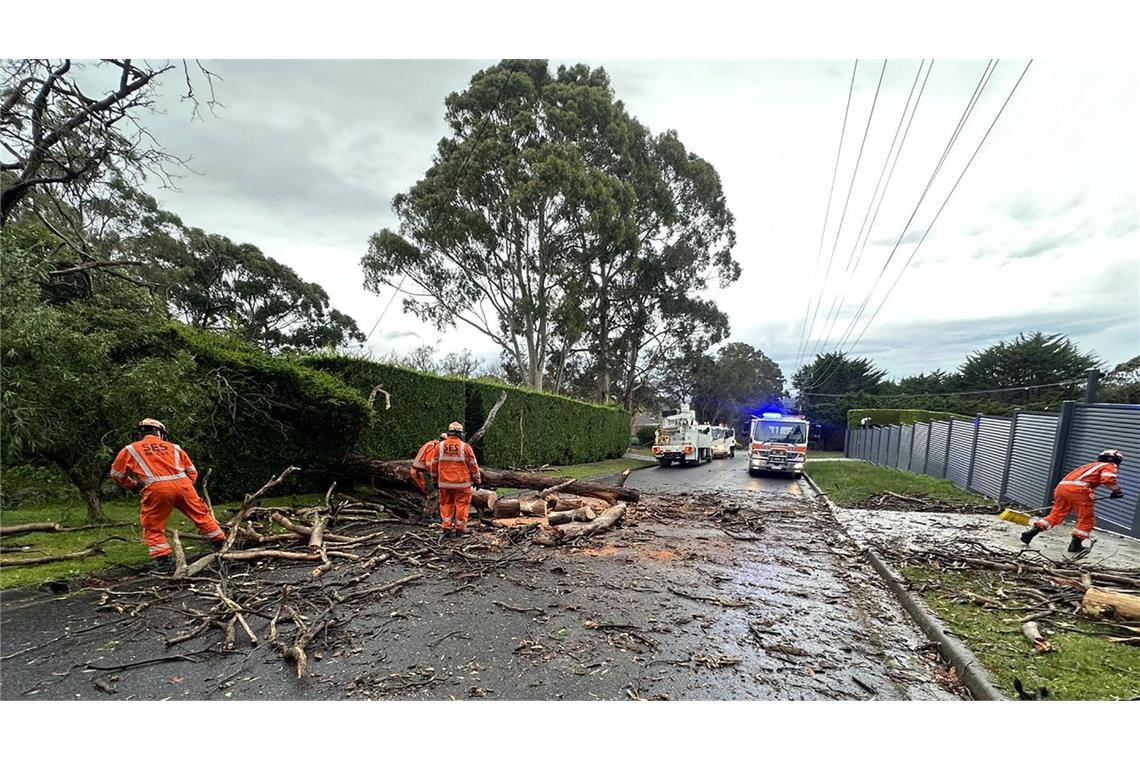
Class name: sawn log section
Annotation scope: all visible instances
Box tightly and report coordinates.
[341,454,640,503]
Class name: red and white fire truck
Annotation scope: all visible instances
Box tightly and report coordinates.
[746,412,810,478]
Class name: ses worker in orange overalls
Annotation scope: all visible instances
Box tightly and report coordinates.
[429,421,481,537]
[1021,449,1125,554]
[109,419,225,572]
[410,433,447,523]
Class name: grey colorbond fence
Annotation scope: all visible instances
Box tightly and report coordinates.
[845,402,1140,539]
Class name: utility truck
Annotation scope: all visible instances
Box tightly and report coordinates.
[653,407,713,466]
[747,412,809,477]
[711,424,737,458]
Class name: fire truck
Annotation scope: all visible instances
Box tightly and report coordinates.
[747,412,810,477]
[653,407,713,466]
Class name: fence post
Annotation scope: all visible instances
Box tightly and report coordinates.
[966,414,982,491]
[1047,401,1077,495]
[1085,369,1100,403]
[893,427,902,470]
[998,411,1019,504]
[844,428,850,458]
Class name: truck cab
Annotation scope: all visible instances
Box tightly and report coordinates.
[747,413,809,477]
[711,424,736,458]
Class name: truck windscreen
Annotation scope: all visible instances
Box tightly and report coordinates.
[751,421,806,443]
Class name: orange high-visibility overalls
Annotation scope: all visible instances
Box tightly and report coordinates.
[1033,461,1120,539]
[429,435,481,532]
[410,438,441,495]
[109,435,224,558]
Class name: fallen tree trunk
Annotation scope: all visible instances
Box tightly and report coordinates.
[0,522,62,536]
[341,455,640,503]
[472,489,497,520]
[549,494,610,513]
[547,506,596,526]
[0,545,103,566]
[1082,587,1140,621]
[533,505,625,546]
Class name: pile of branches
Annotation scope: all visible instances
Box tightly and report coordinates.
[146,467,543,679]
[880,540,1140,651]
[846,491,998,515]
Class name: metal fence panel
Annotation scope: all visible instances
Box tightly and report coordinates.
[1005,411,1059,509]
[911,423,929,474]
[888,426,901,469]
[946,418,974,488]
[1062,404,1140,537]
[899,424,914,472]
[926,420,950,478]
[875,427,886,465]
[970,415,1011,501]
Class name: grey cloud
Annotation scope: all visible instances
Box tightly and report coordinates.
[1007,192,1084,222]
[1107,214,1139,238]
[1005,230,1085,259]
[871,228,925,247]
[381,330,421,341]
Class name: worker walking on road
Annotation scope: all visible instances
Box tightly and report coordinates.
[410,432,446,523]
[109,419,225,572]
[429,421,481,538]
[1021,449,1126,554]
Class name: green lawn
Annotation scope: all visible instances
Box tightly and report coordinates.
[0,491,324,589]
[544,457,656,480]
[807,459,992,507]
[903,566,1140,700]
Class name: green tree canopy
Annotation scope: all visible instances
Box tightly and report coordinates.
[957,331,1097,404]
[691,342,785,430]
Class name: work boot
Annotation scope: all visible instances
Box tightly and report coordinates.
[443,529,457,539]
[1020,526,1041,545]
[1067,537,1084,554]
[153,555,175,574]
[211,538,226,553]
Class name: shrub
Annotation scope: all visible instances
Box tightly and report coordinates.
[635,427,658,446]
[847,408,970,428]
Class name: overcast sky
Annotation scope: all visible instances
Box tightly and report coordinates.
[139,59,1138,382]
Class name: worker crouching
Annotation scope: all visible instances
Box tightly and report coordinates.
[1021,449,1125,555]
[109,419,226,572]
[429,421,481,538]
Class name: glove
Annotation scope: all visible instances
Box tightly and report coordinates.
[1110,490,1124,499]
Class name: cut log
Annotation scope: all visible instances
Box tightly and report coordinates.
[533,505,625,546]
[549,494,610,513]
[472,489,497,519]
[0,522,62,536]
[519,497,548,517]
[613,468,632,488]
[495,498,521,519]
[171,530,188,579]
[307,515,327,554]
[1082,587,1140,621]
[341,455,640,503]
[539,478,577,498]
[547,506,596,526]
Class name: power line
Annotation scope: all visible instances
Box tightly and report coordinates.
[809,60,929,362]
[800,59,888,369]
[801,374,1082,398]
[362,62,520,345]
[808,59,1034,388]
[800,60,1001,390]
[792,61,859,377]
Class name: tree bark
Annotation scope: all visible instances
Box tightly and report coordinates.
[547,506,596,525]
[64,468,105,520]
[1082,587,1140,621]
[0,522,62,536]
[533,505,625,546]
[549,494,610,513]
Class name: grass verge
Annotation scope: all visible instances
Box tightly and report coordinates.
[542,457,656,480]
[807,450,846,459]
[808,460,993,507]
[902,566,1140,700]
[0,492,325,590]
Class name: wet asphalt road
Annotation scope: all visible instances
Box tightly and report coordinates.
[1,458,958,700]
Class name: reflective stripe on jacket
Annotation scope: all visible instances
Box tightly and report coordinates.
[430,436,480,489]
[1058,461,1119,490]
[109,435,198,489]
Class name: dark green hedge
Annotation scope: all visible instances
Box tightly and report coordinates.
[171,325,371,500]
[847,408,969,428]
[466,379,629,468]
[303,356,466,460]
[311,357,631,468]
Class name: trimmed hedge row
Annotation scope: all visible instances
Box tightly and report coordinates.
[309,357,630,468]
[846,407,969,428]
[303,356,466,461]
[171,326,372,500]
[466,379,629,468]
